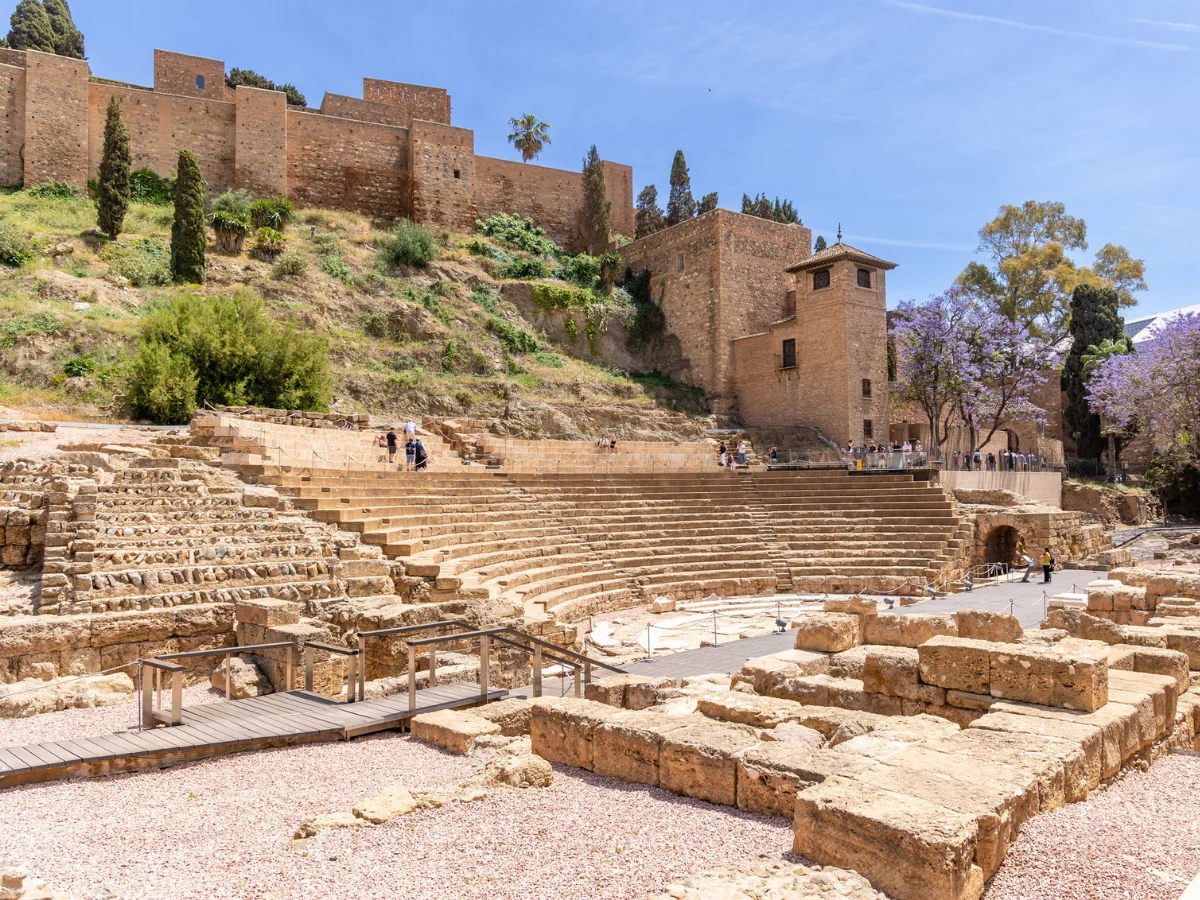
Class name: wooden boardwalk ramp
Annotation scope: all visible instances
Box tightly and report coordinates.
[0,682,506,790]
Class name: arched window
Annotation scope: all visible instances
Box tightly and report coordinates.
[857,268,872,288]
[196,75,205,90]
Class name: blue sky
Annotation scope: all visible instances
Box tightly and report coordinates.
[77,0,1198,317]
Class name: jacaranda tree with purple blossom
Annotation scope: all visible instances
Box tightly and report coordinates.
[892,287,1054,457]
[1087,311,1200,468]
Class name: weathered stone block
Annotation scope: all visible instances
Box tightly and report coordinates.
[862,646,946,705]
[918,636,993,694]
[792,613,859,653]
[953,609,1023,644]
[658,720,759,806]
[735,740,839,817]
[864,613,958,648]
[988,644,1108,712]
[412,709,500,755]
[592,711,701,786]
[234,598,301,627]
[529,697,623,770]
[474,698,533,736]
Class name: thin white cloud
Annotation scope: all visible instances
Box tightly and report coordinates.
[845,234,975,252]
[1128,17,1200,33]
[888,1,1196,52]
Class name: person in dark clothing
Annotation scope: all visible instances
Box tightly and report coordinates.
[413,439,429,472]
[404,437,416,471]
[385,427,398,464]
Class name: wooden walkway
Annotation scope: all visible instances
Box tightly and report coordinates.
[0,682,506,790]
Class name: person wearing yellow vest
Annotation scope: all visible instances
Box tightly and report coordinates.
[1039,547,1054,584]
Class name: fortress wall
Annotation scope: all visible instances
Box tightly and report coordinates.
[601,160,635,239]
[235,86,288,198]
[0,63,25,186]
[475,155,587,252]
[409,119,475,231]
[87,83,236,191]
[320,93,410,128]
[362,78,450,125]
[286,109,411,218]
[23,50,89,187]
[153,49,228,101]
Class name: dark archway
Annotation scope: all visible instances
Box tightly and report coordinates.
[983,525,1021,570]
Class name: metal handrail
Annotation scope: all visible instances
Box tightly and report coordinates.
[138,657,184,728]
[155,642,297,702]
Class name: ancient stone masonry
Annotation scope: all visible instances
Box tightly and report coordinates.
[0,48,634,251]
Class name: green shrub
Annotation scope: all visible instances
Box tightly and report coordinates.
[622,267,665,349]
[312,232,340,255]
[358,310,390,339]
[250,196,295,231]
[211,209,251,235]
[378,218,436,269]
[1,312,60,346]
[104,238,171,286]
[320,254,352,283]
[129,168,174,204]
[532,349,564,368]
[470,285,499,313]
[63,357,95,377]
[23,181,86,200]
[496,257,550,280]
[212,189,252,219]
[486,316,539,354]
[211,194,252,253]
[464,238,507,260]
[475,213,560,256]
[555,253,601,287]
[253,227,286,258]
[440,338,493,375]
[0,225,36,267]
[128,290,331,423]
[271,251,307,278]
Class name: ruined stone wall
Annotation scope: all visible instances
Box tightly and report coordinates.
[235,85,288,198]
[0,474,44,568]
[409,119,475,231]
[601,161,635,239]
[362,77,450,125]
[319,92,410,128]
[153,49,228,101]
[286,109,410,218]
[23,50,88,187]
[0,62,25,186]
[87,83,237,192]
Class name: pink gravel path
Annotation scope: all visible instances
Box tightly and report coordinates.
[0,744,792,900]
[985,752,1200,899]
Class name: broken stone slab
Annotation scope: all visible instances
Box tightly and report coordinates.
[824,596,879,616]
[352,784,418,824]
[592,711,703,787]
[863,613,958,648]
[988,699,1138,779]
[953,609,1023,644]
[648,857,887,900]
[988,643,1109,712]
[483,753,553,788]
[529,697,624,770]
[234,597,301,628]
[411,709,500,755]
[918,637,994,694]
[694,691,811,729]
[0,673,134,718]
[584,674,674,709]
[474,698,533,736]
[792,613,860,653]
[294,810,370,839]
[736,741,861,817]
[970,710,1103,794]
[793,774,985,900]
[862,646,946,705]
[658,719,761,807]
[926,728,1079,811]
[829,645,871,680]
[762,721,826,748]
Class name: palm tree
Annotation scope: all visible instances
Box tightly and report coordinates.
[507,114,551,163]
[1081,337,1133,479]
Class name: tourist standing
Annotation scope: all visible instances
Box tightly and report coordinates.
[972,450,982,471]
[719,442,728,467]
[405,419,417,440]
[413,439,429,472]
[1040,547,1053,583]
[953,450,961,471]
[987,452,996,471]
[386,426,398,465]
[737,441,747,466]
[405,437,416,471]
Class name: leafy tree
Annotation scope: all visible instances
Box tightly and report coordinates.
[1081,337,1133,478]
[1063,284,1125,461]
[507,114,551,164]
[578,144,611,255]
[958,200,1146,345]
[169,149,207,283]
[5,0,54,53]
[814,235,827,252]
[741,193,800,224]
[665,150,695,226]
[635,184,664,238]
[698,191,718,215]
[226,68,306,107]
[95,96,130,239]
[742,193,770,218]
[42,0,82,57]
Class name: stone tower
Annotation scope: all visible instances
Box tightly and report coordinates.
[783,241,895,446]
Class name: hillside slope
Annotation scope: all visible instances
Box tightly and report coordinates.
[0,188,708,440]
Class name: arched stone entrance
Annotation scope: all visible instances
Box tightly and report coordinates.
[983,525,1021,571]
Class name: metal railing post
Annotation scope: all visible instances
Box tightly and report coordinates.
[305,645,314,692]
[479,634,489,702]
[428,647,437,688]
[573,666,581,698]
[346,651,357,703]
[408,643,417,716]
[584,658,592,686]
[286,646,294,692]
[170,668,182,726]
[224,652,231,702]
[139,662,151,728]
[358,645,366,702]
[532,644,542,697]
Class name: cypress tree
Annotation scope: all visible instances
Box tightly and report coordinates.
[42,0,83,58]
[6,0,55,53]
[96,96,130,239]
[1063,284,1124,460]
[665,150,695,226]
[814,235,827,252]
[578,144,611,256]
[634,184,664,239]
[170,149,208,283]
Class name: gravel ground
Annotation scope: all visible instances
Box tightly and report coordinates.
[985,752,1200,899]
[0,684,220,749]
[0,737,792,900]
[0,423,165,465]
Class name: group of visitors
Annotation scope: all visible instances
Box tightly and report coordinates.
[717,440,748,471]
[1019,547,1056,584]
[845,440,925,469]
[380,420,428,471]
[596,436,618,454]
[950,449,1040,472]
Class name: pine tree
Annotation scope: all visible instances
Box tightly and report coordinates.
[665,150,695,226]
[814,235,827,252]
[1063,284,1124,460]
[170,149,208,283]
[42,0,83,58]
[96,96,130,239]
[635,184,664,239]
[578,144,611,256]
[6,0,55,53]
[698,192,718,214]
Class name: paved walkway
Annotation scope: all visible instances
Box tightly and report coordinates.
[888,568,1106,628]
